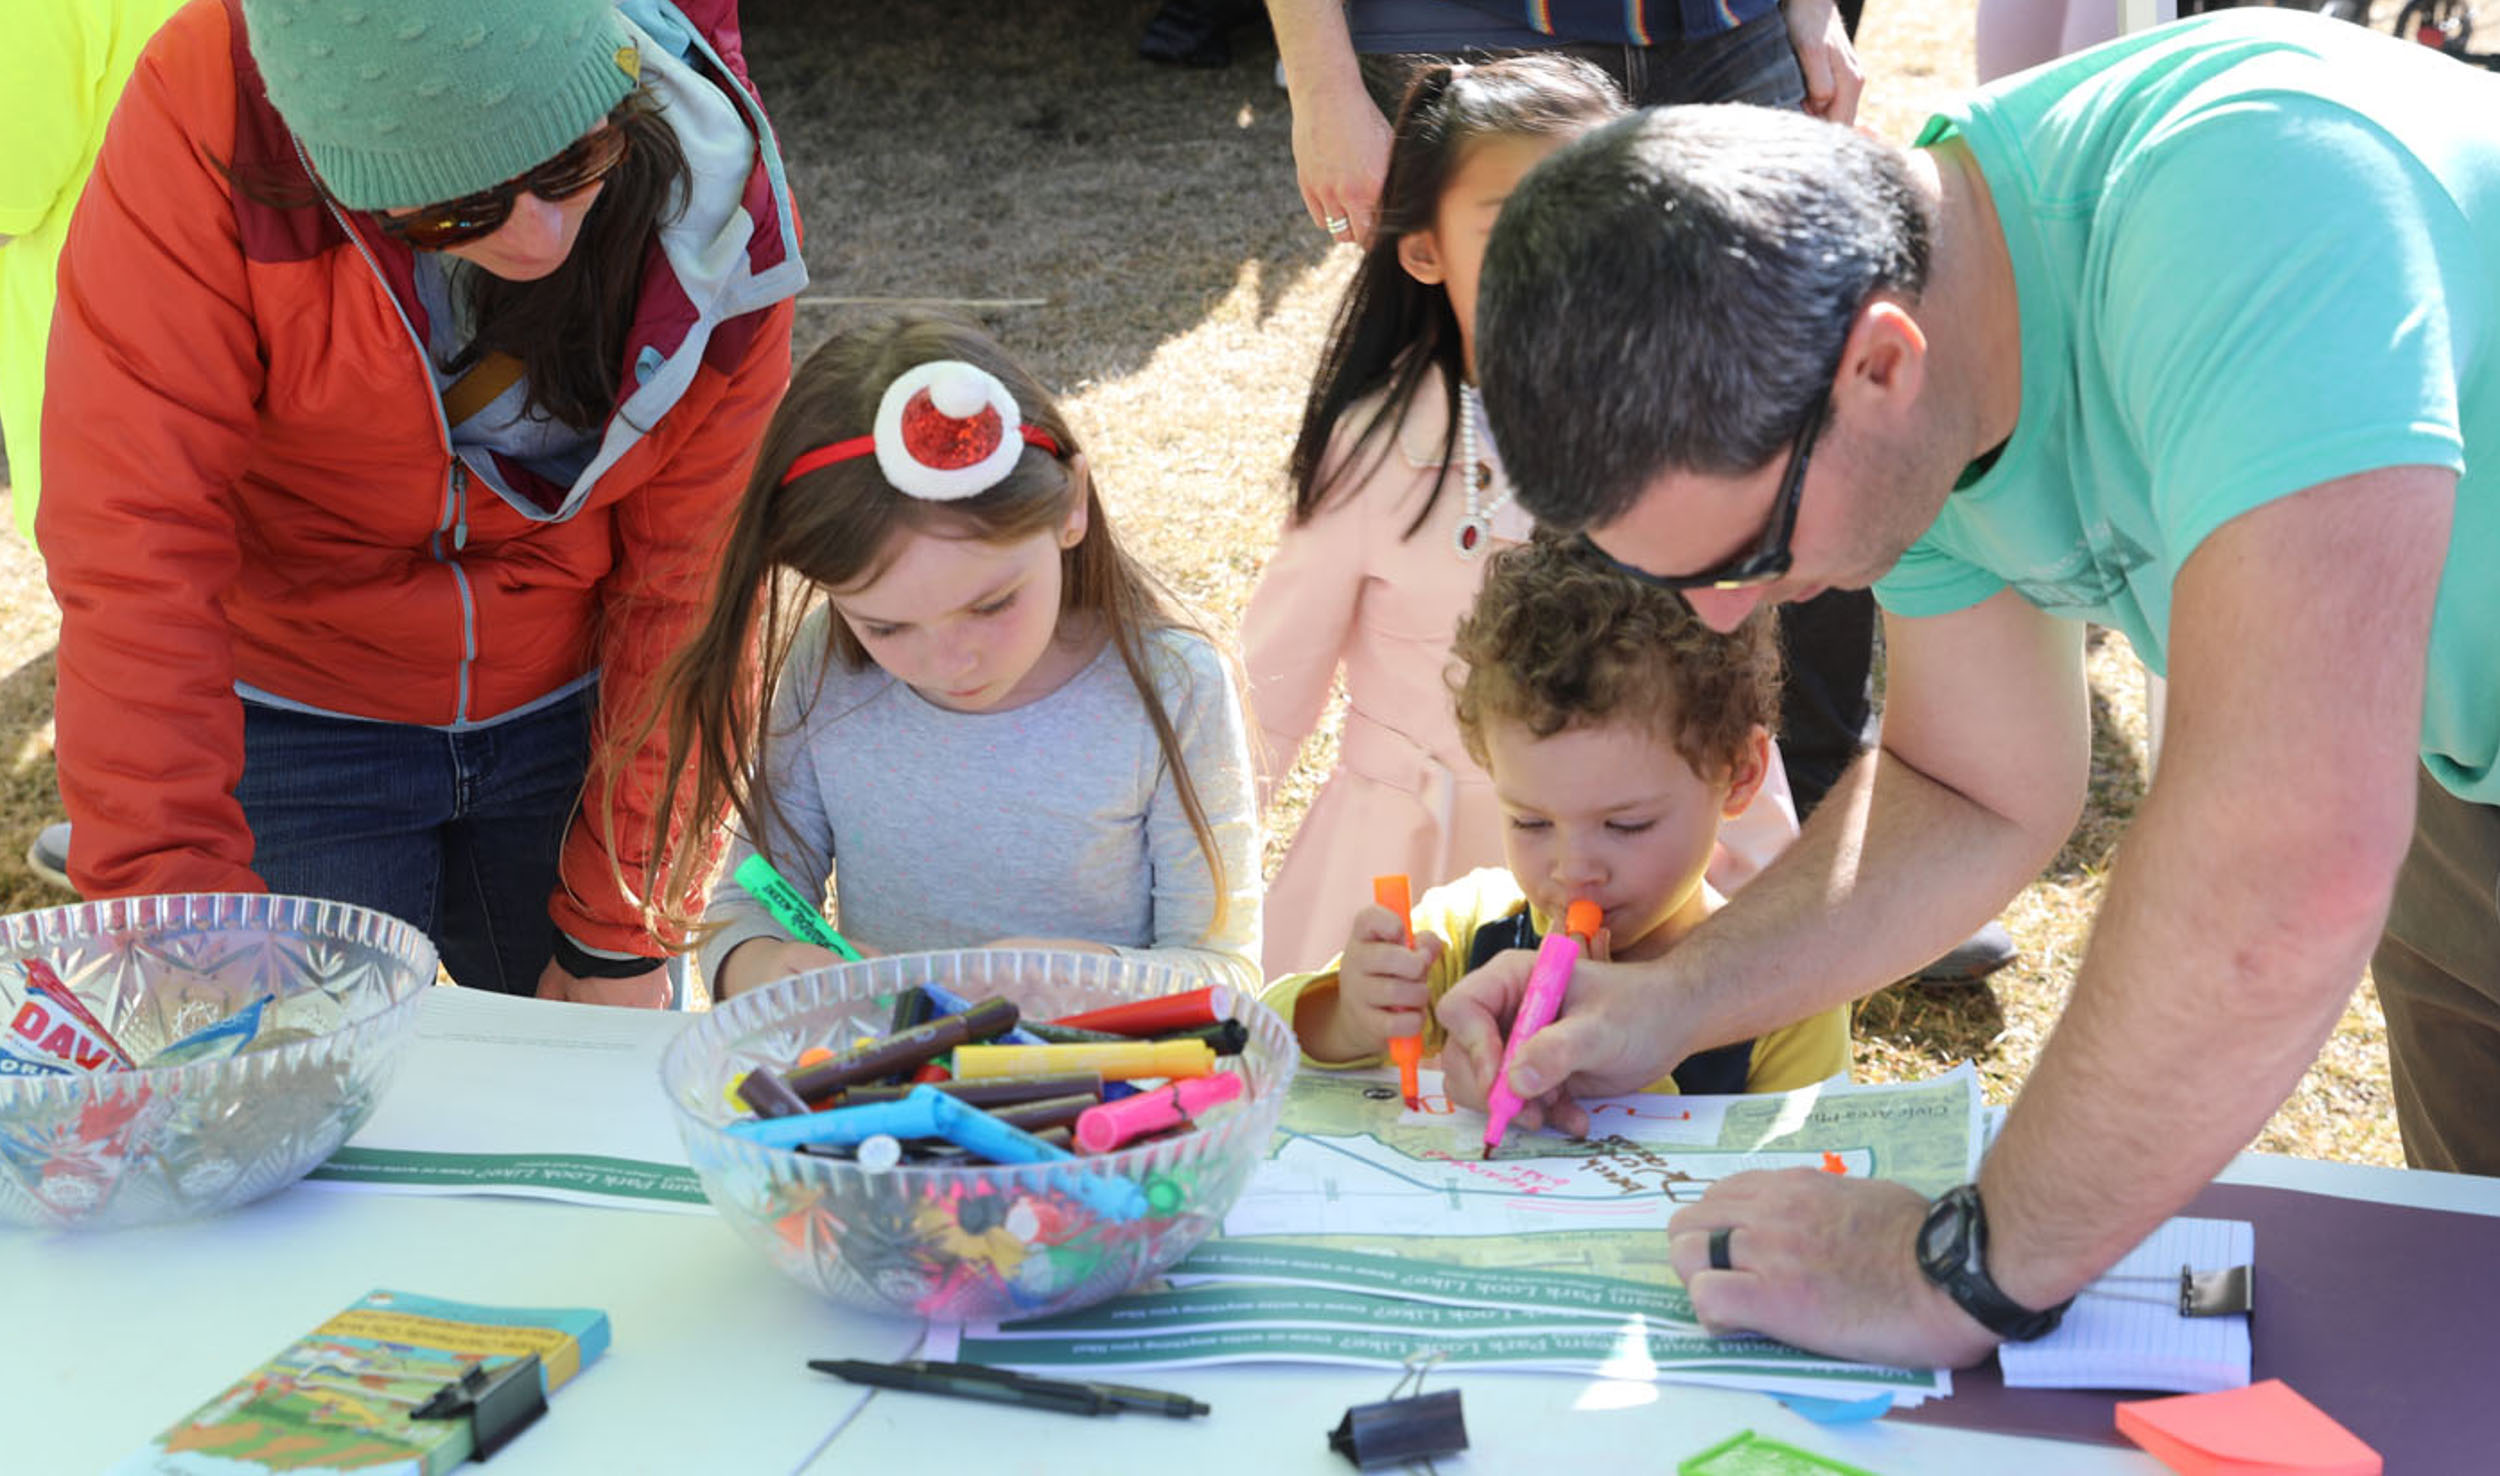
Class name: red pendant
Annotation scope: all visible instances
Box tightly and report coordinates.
[1459,524,1480,551]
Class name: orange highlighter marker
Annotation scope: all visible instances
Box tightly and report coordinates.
[1373,874,1423,1110]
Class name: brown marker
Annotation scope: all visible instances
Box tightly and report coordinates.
[985,1093,1099,1135]
[787,997,1020,1104]
[735,1068,811,1119]
[841,1073,1104,1110]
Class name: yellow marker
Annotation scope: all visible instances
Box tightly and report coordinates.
[953,1040,1215,1082]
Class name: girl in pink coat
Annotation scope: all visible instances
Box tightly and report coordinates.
[1245,56,1797,976]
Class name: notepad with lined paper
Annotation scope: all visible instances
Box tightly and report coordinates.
[1999,1216,2253,1394]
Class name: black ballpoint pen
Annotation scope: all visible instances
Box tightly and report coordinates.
[808,1358,1211,1419]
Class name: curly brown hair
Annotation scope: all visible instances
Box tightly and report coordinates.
[1451,534,1781,782]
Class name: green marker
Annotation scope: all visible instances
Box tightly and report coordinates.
[733,854,864,961]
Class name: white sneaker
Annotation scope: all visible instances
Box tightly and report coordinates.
[26,821,73,893]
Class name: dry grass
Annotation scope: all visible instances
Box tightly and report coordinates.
[0,0,2409,1163]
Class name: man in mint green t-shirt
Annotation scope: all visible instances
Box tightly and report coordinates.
[1432,10,2500,1370]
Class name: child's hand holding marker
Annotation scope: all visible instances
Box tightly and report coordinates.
[1316,903,1444,1063]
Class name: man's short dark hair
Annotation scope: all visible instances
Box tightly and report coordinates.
[1477,105,1931,529]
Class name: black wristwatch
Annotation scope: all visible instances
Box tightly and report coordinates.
[1914,1184,2072,1342]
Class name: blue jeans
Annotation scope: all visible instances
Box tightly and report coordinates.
[1554,12,1809,111]
[233,687,594,994]
[1360,11,1807,113]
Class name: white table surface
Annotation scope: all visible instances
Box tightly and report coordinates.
[16,989,2493,1475]
[19,1151,2492,1475]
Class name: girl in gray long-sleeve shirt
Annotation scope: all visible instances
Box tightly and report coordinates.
[638,311,1261,1000]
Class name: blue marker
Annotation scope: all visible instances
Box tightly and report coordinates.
[729,1093,948,1151]
[728,1085,1146,1221]
[918,979,1048,1047]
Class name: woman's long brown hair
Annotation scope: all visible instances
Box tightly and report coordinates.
[451,89,688,429]
[628,310,1234,944]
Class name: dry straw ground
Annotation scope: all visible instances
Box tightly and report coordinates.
[0,0,2417,1163]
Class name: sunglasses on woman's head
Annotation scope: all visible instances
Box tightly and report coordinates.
[373,121,632,251]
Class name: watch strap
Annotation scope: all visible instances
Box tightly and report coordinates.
[1916,1184,2072,1342]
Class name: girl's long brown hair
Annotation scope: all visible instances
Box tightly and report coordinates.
[631,310,1233,942]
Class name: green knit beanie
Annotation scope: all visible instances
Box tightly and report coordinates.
[239,0,639,210]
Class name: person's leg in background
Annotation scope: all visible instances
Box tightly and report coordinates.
[1140,0,1272,68]
[437,686,598,997]
[234,701,449,960]
[2370,765,2500,1176]
[1975,0,2071,82]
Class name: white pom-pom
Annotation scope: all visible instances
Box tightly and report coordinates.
[926,365,992,420]
[872,360,1028,502]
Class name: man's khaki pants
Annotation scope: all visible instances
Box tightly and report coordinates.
[2372,766,2500,1176]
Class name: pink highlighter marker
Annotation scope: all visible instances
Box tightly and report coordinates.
[1073,1072,1245,1154]
[1481,899,1604,1158]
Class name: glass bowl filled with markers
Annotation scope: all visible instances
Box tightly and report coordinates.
[0,892,438,1230]
[661,950,1297,1323]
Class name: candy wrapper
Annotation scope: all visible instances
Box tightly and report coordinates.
[2,959,133,1078]
[143,992,274,1069]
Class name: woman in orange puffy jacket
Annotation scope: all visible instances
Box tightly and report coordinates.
[40,0,802,1005]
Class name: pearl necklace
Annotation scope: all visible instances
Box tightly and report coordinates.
[1453,382,1514,559]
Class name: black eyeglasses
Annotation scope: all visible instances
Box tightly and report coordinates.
[1580,387,1830,593]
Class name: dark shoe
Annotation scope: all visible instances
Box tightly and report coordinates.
[26,821,73,893]
[1909,919,2016,986]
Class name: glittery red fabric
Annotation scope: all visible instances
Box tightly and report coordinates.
[900,389,1004,469]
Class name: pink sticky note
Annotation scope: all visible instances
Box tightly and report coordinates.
[2115,1380,2381,1476]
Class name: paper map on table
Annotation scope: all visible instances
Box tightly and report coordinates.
[940,1068,1982,1401]
[1182,1065,1981,1311]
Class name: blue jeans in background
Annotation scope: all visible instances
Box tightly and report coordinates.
[233,686,595,994]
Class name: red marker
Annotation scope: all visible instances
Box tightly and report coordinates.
[1373,875,1423,1110]
[1052,986,1229,1037]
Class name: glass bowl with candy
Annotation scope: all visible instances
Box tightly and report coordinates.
[660,950,1297,1323]
[0,893,437,1230]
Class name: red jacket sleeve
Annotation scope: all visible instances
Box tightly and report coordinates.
[548,297,794,956]
[42,3,266,900]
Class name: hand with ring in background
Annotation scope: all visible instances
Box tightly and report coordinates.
[1665,1167,2001,1369]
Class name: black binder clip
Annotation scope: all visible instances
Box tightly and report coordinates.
[1329,1351,1468,1470]
[2085,1261,2255,1318]
[410,1353,548,1461]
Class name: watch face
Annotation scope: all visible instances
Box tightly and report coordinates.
[1918,1195,1964,1268]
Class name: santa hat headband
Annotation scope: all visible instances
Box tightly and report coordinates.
[779,360,1063,500]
